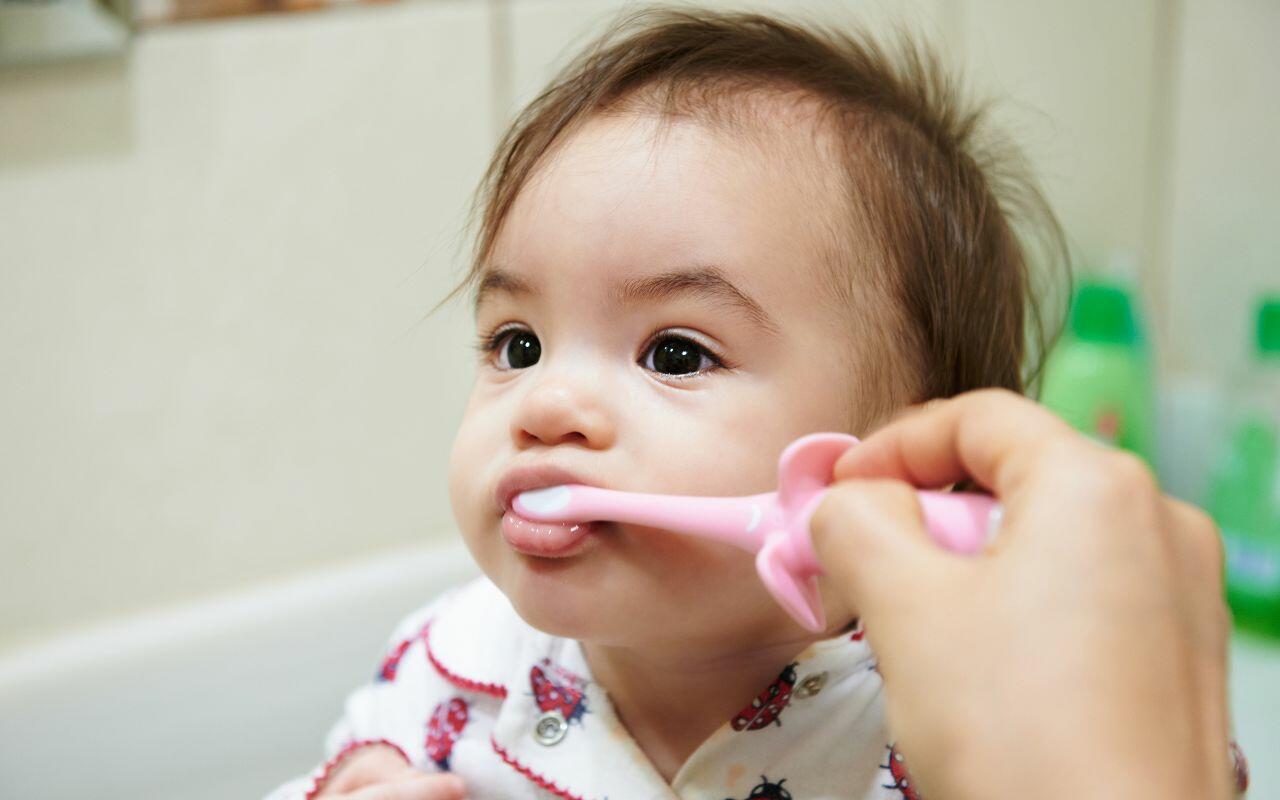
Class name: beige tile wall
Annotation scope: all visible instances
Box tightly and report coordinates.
[0,0,1275,652]
[0,2,491,650]
[1165,0,1280,377]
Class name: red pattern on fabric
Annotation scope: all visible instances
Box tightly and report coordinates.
[1230,740,1250,794]
[884,743,923,800]
[491,735,588,800]
[304,738,409,800]
[425,697,470,770]
[378,637,414,682]
[731,662,796,731]
[530,659,589,723]
[423,621,508,698]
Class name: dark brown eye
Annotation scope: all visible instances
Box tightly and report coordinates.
[643,335,714,376]
[498,330,540,369]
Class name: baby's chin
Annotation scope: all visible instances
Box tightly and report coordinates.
[464,515,778,643]
[488,538,642,641]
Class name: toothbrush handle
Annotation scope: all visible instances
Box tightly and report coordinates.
[917,490,1001,555]
[769,488,999,633]
[793,488,999,573]
[550,486,777,553]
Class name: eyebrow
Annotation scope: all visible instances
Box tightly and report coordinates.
[474,265,780,336]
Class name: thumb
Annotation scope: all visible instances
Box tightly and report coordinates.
[810,479,947,620]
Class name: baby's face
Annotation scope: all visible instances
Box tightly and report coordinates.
[449,112,865,650]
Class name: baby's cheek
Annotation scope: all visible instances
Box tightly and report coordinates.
[445,425,496,558]
[643,531,770,603]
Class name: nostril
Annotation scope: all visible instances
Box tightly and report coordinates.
[518,428,590,448]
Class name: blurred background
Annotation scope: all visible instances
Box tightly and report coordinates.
[0,0,1276,797]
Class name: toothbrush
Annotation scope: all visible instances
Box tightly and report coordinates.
[513,432,1000,633]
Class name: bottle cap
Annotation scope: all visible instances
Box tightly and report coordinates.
[1069,281,1138,345]
[1257,297,1280,358]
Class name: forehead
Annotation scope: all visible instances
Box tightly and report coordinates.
[483,110,850,320]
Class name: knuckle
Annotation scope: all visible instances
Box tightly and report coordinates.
[971,386,1020,404]
[1047,442,1160,516]
[1172,499,1226,577]
[1028,432,1096,484]
[1036,432,1083,465]
[1105,450,1159,496]
[962,387,1021,417]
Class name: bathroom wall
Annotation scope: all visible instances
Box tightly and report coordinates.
[1,0,1277,653]
[0,2,492,650]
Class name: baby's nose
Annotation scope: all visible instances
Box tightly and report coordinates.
[511,376,615,450]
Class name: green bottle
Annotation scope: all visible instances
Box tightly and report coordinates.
[1207,297,1280,637]
[1040,280,1157,464]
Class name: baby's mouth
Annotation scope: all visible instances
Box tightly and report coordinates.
[500,510,605,558]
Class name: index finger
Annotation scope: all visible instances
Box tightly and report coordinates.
[834,389,1077,497]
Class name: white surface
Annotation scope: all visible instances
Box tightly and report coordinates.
[1231,635,1280,799]
[1,538,1276,798]
[0,540,479,800]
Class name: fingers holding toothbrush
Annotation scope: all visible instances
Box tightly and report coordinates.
[809,388,1236,800]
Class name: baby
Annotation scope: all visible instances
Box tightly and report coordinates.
[266,6,1064,800]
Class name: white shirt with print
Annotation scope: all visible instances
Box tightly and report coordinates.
[263,576,924,800]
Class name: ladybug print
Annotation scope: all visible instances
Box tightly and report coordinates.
[529,658,589,723]
[849,618,865,641]
[425,697,469,771]
[376,637,414,682]
[725,775,792,800]
[882,744,923,800]
[732,662,797,731]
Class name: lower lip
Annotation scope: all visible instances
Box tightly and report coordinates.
[501,510,602,558]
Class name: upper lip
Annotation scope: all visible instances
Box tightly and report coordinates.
[494,464,602,515]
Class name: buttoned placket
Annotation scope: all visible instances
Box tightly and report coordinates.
[422,578,890,800]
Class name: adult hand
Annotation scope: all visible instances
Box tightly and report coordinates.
[810,389,1235,800]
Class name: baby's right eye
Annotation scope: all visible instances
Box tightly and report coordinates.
[493,329,541,370]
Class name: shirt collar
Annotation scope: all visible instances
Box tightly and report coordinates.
[425,579,885,799]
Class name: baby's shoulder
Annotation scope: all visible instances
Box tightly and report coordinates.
[379,575,527,694]
[384,574,513,640]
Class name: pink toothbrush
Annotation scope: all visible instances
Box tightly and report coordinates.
[513,432,1000,632]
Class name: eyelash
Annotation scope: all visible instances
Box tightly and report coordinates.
[472,323,730,378]
[472,323,517,358]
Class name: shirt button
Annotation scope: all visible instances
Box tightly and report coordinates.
[533,710,568,746]
[795,671,828,699]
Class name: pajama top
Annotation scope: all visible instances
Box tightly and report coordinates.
[264,576,1250,800]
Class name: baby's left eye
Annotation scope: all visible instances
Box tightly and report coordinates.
[641,335,721,377]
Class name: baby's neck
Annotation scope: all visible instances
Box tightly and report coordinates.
[581,632,812,784]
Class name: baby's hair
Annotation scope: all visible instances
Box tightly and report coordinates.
[443,4,1068,422]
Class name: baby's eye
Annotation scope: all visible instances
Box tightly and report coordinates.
[642,334,721,377]
[493,329,541,370]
